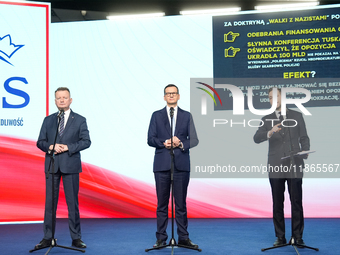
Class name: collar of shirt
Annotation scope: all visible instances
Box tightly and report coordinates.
[166,105,178,124]
[275,110,286,120]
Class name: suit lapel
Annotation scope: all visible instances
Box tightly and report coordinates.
[266,112,284,137]
[281,109,291,137]
[174,107,183,136]
[63,110,75,136]
[267,112,278,125]
[276,110,286,138]
[52,113,59,137]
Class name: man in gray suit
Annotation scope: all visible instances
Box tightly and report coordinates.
[35,87,91,249]
[254,87,310,247]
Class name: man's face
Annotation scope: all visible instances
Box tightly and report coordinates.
[164,86,180,106]
[55,90,72,111]
[269,90,281,111]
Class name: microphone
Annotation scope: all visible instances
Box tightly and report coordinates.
[57,110,64,118]
[170,107,174,118]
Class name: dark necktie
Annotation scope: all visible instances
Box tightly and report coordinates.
[169,109,176,136]
[278,111,284,123]
[59,113,65,136]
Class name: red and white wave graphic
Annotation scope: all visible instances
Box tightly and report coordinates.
[0,136,247,222]
[1,135,339,222]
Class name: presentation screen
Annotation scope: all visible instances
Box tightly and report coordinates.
[212,5,340,109]
[191,5,340,180]
[1,2,339,222]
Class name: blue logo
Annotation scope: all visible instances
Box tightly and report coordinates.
[0,34,24,66]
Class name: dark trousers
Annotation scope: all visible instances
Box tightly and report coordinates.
[154,170,190,241]
[44,170,81,240]
[269,178,304,239]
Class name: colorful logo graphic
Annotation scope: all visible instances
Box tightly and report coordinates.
[196,82,223,115]
[196,82,222,106]
[196,81,312,116]
[0,34,24,66]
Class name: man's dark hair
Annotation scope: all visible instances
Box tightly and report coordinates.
[268,87,281,94]
[55,87,70,95]
[164,84,179,95]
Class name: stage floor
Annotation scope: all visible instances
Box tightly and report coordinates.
[0,218,338,254]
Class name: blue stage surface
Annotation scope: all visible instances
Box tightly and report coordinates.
[0,218,338,254]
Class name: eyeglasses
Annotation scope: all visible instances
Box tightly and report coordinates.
[165,92,178,96]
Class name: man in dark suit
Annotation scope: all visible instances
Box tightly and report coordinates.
[147,84,199,248]
[35,87,91,249]
[254,87,310,247]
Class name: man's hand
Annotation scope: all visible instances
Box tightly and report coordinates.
[269,123,282,138]
[163,139,171,149]
[163,136,182,149]
[172,136,181,147]
[49,144,69,154]
[300,150,309,159]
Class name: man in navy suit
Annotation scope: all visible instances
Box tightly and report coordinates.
[35,87,91,249]
[254,87,310,247]
[148,84,199,248]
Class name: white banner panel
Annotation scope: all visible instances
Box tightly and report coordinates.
[0,0,49,139]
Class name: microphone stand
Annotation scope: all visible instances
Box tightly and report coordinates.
[262,112,318,254]
[30,111,85,254]
[145,107,201,253]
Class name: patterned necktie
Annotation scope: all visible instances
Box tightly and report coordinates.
[59,113,65,136]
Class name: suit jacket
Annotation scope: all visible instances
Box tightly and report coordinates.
[37,110,91,174]
[148,107,198,172]
[253,109,310,178]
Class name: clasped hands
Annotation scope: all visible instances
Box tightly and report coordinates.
[49,144,68,154]
[163,136,181,149]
